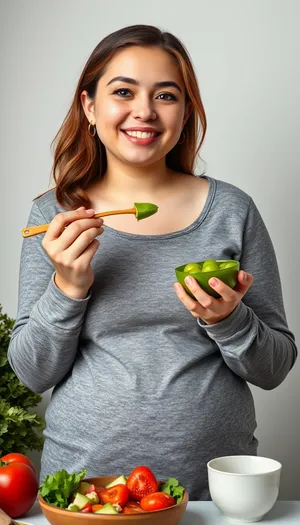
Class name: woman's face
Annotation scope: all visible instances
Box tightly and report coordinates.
[82,46,189,168]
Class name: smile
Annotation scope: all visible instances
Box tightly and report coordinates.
[123,130,159,138]
[121,129,161,146]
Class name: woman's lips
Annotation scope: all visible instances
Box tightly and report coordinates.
[121,129,161,146]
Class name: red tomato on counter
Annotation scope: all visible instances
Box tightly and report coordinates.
[140,491,176,511]
[127,466,158,501]
[1,452,36,471]
[0,452,38,518]
[100,484,129,507]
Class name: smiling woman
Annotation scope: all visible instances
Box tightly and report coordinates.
[8,24,297,503]
[49,28,206,213]
[80,45,190,173]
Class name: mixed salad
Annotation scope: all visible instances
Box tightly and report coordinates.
[39,465,185,514]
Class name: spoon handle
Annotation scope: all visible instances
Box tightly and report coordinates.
[0,507,18,524]
[21,208,136,238]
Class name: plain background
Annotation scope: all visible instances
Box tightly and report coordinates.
[1,0,299,499]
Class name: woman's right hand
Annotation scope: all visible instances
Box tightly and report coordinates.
[42,207,104,299]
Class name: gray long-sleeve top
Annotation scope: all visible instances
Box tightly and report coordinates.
[8,176,297,500]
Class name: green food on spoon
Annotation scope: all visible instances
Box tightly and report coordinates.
[134,202,158,220]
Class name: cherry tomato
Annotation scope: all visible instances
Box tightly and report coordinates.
[121,501,145,513]
[127,466,158,501]
[81,502,92,513]
[95,485,105,499]
[92,504,104,512]
[100,484,129,507]
[85,483,96,494]
[140,492,176,511]
[0,453,38,518]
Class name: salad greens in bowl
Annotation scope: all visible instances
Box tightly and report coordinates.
[38,465,188,525]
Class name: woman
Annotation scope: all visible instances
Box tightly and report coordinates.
[8,24,297,500]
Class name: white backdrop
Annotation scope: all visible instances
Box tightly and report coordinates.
[1,0,299,499]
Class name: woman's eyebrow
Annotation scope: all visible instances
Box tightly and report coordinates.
[106,76,182,93]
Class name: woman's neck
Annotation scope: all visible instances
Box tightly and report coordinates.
[90,156,175,205]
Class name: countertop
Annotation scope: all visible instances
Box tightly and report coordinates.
[22,500,300,524]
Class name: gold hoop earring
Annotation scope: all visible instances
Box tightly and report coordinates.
[178,130,185,144]
[88,122,96,137]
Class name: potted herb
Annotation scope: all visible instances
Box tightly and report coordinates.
[0,304,45,455]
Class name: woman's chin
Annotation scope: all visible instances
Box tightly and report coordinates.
[119,151,165,168]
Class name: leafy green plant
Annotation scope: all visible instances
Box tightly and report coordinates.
[0,304,45,455]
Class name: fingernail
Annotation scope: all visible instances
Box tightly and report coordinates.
[209,278,218,287]
[174,283,180,292]
[86,208,94,215]
[185,277,193,286]
[243,272,248,282]
[97,218,103,225]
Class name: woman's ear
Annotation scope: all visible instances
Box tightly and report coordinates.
[80,90,96,123]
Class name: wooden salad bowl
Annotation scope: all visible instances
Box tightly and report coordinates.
[39,476,189,525]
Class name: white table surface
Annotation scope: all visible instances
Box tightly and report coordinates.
[22,501,300,524]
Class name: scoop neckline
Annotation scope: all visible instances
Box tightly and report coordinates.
[102,175,216,241]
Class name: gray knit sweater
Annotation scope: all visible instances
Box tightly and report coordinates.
[8,177,297,500]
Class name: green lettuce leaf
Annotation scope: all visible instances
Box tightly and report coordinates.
[39,469,87,508]
[160,477,185,503]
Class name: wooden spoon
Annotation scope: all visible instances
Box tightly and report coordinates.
[21,202,158,238]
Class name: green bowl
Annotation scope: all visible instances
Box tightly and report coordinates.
[175,260,240,299]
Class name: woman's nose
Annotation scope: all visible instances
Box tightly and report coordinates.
[131,98,156,121]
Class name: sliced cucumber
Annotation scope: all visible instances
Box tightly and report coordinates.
[94,503,119,514]
[67,504,80,512]
[72,492,89,510]
[105,475,127,488]
[78,481,92,494]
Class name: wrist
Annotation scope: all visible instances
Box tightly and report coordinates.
[54,274,90,300]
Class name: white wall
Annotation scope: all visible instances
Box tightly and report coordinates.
[1,0,299,499]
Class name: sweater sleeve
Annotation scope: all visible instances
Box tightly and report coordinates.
[197,198,297,390]
[8,200,90,393]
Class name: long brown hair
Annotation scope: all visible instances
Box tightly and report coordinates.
[51,25,207,209]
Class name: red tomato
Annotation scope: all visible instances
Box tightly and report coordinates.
[140,492,176,511]
[1,452,36,472]
[121,501,144,514]
[92,504,103,512]
[85,483,96,494]
[81,502,92,513]
[0,454,38,518]
[95,485,105,499]
[127,466,158,501]
[100,484,129,507]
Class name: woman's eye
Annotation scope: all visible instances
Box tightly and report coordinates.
[113,88,132,97]
[156,93,177,101]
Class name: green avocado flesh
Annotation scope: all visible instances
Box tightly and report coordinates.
[134,202,158,220]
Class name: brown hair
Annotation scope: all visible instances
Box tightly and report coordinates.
[51,25,207,209]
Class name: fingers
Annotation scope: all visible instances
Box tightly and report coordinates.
[235,270,254,294]
[173,282,206,318]
[183,276,218,310]
[186,271,253,305]
[58,218,103,251]
[174,270,254,323]
[73,238,100,270]
[45,207,96,241]
[63,225,104,262]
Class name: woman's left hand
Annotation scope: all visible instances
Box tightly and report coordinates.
[174,270,254,325]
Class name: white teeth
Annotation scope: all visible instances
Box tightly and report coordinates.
[125,131,156,138]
